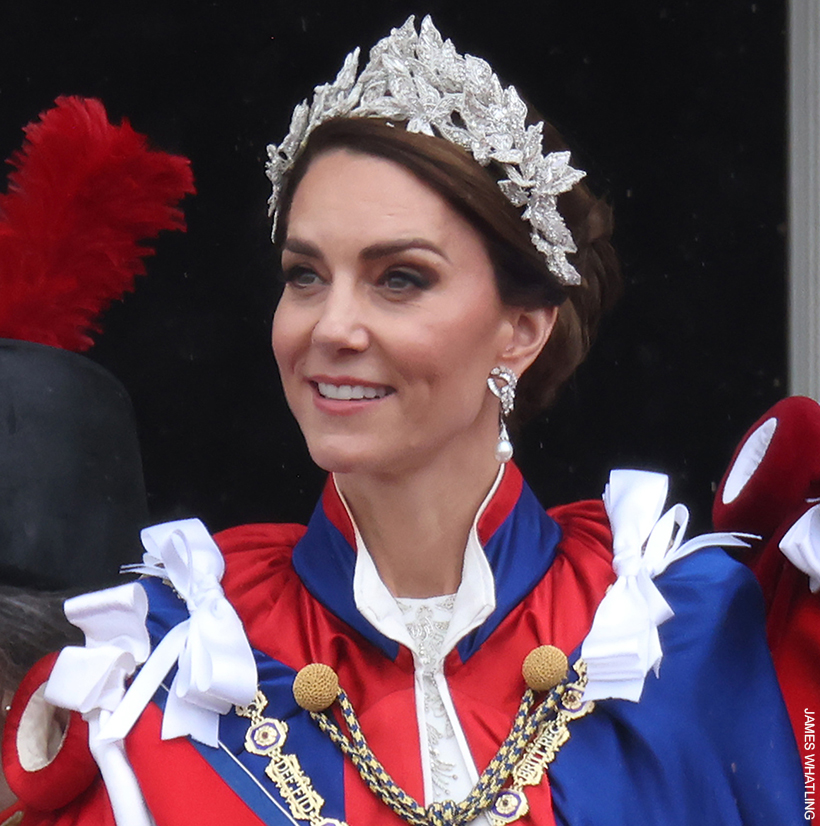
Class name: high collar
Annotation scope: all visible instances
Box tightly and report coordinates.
[348,469,502,665]
[291,463,562,661]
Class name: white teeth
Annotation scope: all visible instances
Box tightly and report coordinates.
[317,382,389,400]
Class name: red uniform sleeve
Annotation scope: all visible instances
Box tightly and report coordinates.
[0,652,119,824]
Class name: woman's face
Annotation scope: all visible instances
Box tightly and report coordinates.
[272,149,551,477]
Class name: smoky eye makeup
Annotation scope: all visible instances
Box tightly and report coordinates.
[378,268,435,293]
[279,261,324,288]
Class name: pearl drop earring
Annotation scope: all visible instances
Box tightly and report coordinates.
[487,366,518,463]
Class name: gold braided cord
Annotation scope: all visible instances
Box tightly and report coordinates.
[308,660,593,826]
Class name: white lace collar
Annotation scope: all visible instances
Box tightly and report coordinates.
[336,470,502,659]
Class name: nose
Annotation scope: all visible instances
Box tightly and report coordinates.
[311,278,369,353]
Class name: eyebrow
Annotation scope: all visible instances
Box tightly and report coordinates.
[282,238,324,259]
[360,239,450,263]
[283,237,450,263]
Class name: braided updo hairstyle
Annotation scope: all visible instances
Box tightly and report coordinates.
[274,117,621,424]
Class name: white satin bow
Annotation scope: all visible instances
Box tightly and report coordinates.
[581,470,750,702]
[102,518,258,746]
[780,504,820,592]
[45,584,155,826]
[41,520,257,826]
[46,584,150,713]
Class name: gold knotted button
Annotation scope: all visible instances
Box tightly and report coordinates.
[293,663,340,712]
[522,645,568,692]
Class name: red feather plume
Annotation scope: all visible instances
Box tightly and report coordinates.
[0,96,196,351]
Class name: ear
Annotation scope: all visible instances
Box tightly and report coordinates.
[499,305,558,375]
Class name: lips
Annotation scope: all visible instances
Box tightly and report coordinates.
[314,381,393,401]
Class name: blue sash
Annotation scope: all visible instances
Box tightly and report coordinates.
[142,577,346,825]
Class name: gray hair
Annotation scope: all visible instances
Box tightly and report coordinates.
[0,586,82,693]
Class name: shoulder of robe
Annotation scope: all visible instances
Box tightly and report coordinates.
[1,653,98,813]
[216,522,308,601]
[657,542,766,626]
[547,499,614,565]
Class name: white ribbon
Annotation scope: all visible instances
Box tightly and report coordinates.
[46,584,151,713]
[44,583,155,826]
[780,504,820,592]
[581,469,750,702]
[39,519,257,826]
[101,518,258,747]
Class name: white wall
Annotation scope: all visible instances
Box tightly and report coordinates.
[789,0,820,398]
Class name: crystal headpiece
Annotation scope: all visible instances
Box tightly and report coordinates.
[266,15,585,286]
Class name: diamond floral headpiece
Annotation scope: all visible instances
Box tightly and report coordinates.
[266,15,585,286]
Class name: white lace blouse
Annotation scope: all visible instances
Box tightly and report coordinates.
[348,478,502,823]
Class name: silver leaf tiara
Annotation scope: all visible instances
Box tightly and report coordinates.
[266,15,585,286]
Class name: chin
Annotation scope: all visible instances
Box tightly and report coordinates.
[304,436,382,476]
[305,433,432,478]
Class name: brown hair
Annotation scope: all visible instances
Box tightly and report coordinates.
[274,117,621,422]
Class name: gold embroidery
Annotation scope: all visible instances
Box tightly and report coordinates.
[237,690,348,826]
[488,661,595,826]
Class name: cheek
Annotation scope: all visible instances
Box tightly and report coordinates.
[387,310,504,399]
[271,303,300,372]
[434,299,509,363]
[271,312,308,420]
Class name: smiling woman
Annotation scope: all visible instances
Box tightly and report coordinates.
[275,149,552,464]
[2,14,804,826]
[274,148,555,596]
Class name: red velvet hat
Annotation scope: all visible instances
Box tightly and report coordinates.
[713,396,820,540]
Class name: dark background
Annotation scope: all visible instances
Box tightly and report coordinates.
[0,0,788,534]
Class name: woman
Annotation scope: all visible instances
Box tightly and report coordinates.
[1,16,803,826]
